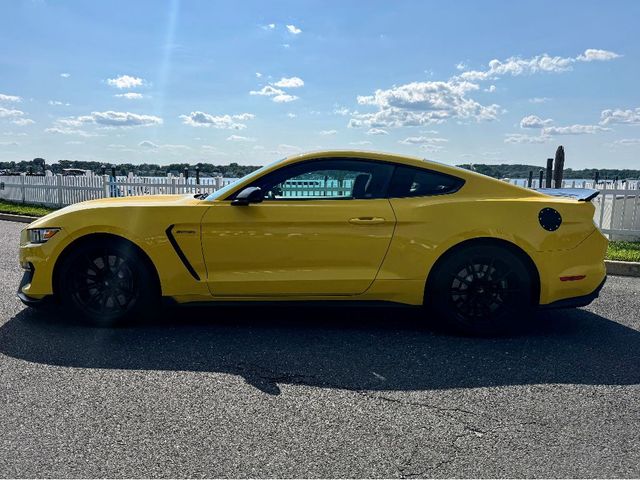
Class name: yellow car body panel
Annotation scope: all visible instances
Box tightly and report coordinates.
[201,199,396,296]
[18,150,607,308]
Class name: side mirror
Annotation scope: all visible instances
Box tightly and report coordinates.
[231,186,264,206]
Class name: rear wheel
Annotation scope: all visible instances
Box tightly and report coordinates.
[56,239,157,327]
[427,244,533,335]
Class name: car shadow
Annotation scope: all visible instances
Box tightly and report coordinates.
[0,305,639,395]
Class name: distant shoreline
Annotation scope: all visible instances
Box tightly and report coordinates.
[2,160,639,181]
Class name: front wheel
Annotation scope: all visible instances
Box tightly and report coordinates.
[427,244,533,335]
[56,239,158,327]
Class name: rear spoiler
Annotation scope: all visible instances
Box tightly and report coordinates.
[534,188,600,202]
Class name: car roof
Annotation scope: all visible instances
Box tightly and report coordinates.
[276,149,486,181]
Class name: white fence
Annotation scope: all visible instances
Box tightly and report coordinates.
[1,173,639,240]
[0,174,233,207]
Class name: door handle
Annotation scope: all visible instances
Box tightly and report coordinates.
[349,217,386,225]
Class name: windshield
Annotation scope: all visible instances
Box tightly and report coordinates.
[205,159,283,201]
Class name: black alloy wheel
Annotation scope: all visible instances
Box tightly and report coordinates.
[428,244,533,335]
[57,239,157,326]
[70,250,138,317]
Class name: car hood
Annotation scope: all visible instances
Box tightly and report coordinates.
[28,194,202,228]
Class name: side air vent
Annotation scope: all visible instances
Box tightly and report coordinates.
[165,225,201,280]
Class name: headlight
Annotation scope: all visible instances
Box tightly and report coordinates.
[27,228,60,244]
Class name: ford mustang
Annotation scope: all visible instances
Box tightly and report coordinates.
[18,150,607,334]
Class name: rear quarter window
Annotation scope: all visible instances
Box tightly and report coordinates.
[388,166,464,198]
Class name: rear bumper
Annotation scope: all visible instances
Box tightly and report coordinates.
[536,228,608,306]
[540,276,606,309]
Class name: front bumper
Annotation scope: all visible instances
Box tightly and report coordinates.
[17,264,50,306]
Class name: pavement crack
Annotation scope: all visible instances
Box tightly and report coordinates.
[357,391,482,418]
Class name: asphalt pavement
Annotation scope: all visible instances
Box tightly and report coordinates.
[0,220,638,478]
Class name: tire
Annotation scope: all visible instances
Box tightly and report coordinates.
[426,244,533,335]
[56,238,158,327]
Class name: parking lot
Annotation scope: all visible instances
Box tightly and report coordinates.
[0,219,639,478]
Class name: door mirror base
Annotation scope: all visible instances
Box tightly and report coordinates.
[231,186,264,206]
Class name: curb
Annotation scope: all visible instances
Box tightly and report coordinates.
[605,260,640,278]
[0,213,38,224]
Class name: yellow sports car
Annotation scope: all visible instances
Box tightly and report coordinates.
[18,150,607,334]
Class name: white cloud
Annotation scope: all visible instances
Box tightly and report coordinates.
[226,135,256,142]
[366,128,389,135]
[287,113,297,118]
[520,115,553,129]
[351,80,499,128]
[272,76,304,88]
[251,77,303,103]
[115,92,144,99]
[504,133,549,144]
[456,62,468,71]
[65,140,84,145]
[48,100,70,106]
[349,140,372,146]
[261,23,276,30]
[256,72,262,78]
[250,85,285,97]
[319,129,337,136]
[282,43,290,49]
[286,24,302,34]
[347,49,617,131]
[273,143,302,155]
[0,107,33,126]
[600,107,640,125]
[418,144,445,153]
[459,54,575,81]
[0,94,21,103]
[399,136,448,145]
[106,75,146,89]
[180,111,253,129]
[0,106,24,118]
[60,73,71,78]
[52,111,162,129]
[577,49,621,62]
[273,94,298,103]
[0,141,20,147]
[529,97,550,104]
[333,106,350,116]
[458,49,620,82]
[543,124,611,135]
[1,131,27,136]
[44,127,98,137]
[89,111,162,127]
[12,118,35,126]
[233,113,256,121]
[138,140,190,151]
[612,138,640,146]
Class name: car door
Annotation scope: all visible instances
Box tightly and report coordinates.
[200,158,397,296]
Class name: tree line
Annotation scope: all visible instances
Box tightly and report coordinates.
[0,159,258,178]
[1,158,639,180]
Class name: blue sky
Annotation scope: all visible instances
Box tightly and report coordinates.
[1,0,639,168]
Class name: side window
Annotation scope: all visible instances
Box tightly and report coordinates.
[246,159,394,200]
[388,166,464,198]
